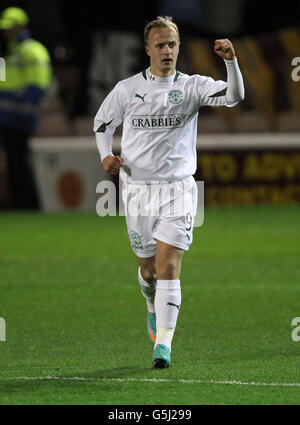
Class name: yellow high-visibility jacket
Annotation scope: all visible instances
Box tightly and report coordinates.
[0,30,52,132]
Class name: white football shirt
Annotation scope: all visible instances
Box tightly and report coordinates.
[94,66,238,183]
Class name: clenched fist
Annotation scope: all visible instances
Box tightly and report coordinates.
[214,39,235,60]
[103,155,124,175]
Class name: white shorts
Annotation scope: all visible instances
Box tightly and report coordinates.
[122,176,198,258]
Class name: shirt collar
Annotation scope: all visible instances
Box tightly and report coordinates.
[143,67,180,84]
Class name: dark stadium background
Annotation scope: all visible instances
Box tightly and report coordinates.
[1,0,300,118]
[1,0,300,209]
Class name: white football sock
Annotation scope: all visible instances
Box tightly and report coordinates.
[138,267,157,313]
[155,328,175,351]
[155,279,181,351]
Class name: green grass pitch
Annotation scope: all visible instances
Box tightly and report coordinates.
[0,205,299,405]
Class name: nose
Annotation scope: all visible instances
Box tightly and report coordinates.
[162,44,171,55]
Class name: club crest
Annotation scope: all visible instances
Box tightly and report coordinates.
[168,90,184,104]
[130,232,143,249]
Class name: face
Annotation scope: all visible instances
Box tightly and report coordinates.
[1,26,20,40]
[145,26,180,77]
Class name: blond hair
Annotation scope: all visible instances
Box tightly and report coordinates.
[144,16,180,46]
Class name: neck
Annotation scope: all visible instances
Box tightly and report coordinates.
[150,67,175,78]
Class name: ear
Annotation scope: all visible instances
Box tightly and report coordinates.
[145,45,150,57]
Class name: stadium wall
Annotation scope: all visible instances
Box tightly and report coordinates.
[30,133,300,212]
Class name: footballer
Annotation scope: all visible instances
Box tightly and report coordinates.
[94,16,244,368]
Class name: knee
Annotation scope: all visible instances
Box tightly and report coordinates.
[157,261,178,280]
[140,264,157,284]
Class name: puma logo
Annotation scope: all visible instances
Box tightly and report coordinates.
[167,302,181,311]
[135,93,147,103]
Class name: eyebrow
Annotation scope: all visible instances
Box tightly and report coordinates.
[155,41,177,48]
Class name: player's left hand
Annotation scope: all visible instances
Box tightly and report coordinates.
[214,39,235,60]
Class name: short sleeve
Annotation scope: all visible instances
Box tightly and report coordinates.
[195,75,230,108]
[94,82,126,135]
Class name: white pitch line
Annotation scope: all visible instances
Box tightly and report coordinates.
[1,376,300,388]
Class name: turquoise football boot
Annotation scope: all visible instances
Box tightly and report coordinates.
[152,344,171,369]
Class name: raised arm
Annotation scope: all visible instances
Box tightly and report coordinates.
[214,38,245,104]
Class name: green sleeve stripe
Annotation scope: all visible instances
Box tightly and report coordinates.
[209,88,227,98]
[96,119,114,133]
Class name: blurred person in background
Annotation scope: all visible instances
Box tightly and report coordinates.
[0,7,52,209]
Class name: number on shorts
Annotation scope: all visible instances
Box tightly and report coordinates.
[185,212,193,232]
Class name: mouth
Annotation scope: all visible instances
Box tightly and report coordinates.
[162,58,173,65]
